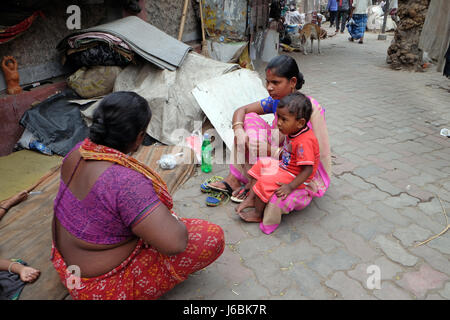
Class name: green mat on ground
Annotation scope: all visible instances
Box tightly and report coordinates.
[0,150,62,201]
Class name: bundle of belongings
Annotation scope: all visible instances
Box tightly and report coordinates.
[58,16,192,71]
[17,16,198,157]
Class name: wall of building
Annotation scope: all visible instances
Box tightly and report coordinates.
[0,0,200,92]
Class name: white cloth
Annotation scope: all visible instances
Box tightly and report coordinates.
[352,0,372,14]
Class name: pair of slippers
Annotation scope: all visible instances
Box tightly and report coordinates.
[200,176,249,206]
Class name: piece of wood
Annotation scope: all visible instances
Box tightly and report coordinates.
[178,0,190,41]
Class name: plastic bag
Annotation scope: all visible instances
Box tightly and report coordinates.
[157,153,184,170]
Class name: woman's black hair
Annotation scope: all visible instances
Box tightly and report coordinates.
[278,92,312,122]
[89,91,151,153]
[266,55,305,89]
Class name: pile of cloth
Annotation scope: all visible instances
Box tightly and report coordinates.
[61,32,134,69]
[58,16,192,71]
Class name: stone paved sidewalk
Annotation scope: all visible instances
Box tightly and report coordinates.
[162,30,450,300]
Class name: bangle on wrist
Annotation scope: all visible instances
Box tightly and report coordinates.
[8,261,21,274]
[0,206,8,212]
[232,121,244,129]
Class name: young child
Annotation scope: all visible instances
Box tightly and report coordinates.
[238,92,320,234]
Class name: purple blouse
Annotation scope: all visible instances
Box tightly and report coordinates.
[54,144,162,245]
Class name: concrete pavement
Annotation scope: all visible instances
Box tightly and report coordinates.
[162,29,450,300]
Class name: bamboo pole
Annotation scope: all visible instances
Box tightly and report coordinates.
[178,0,190,41]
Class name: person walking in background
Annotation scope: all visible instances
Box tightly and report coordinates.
[326,0,338,28]
[335,0,351,33]
[348,0,371,44]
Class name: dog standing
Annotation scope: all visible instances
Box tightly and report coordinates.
[298,23,326,55]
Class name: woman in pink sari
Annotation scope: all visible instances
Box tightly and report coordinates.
[207,55,331,233]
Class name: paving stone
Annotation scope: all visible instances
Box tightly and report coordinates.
[365,176,403,196]
[340,199,379,220]
[237,235,282,260]
[393,224,433,247]
[409,172,440,187]
[325,271,376,300]
[287,263,333,299]
[426,235,450,255]
[373,235,418,267]
[306,248,360,278]
[319,210,363,233]
[352,165,385,180]
[353,218,395,241]
[418,198,445,216]
[397,207,446,234]
[330,230,378,261]
[439,282,450,299]
[340,173,372,190]
[397,264,449,299]
[268,239,322,265]
[373,282,413,300]
[210,277,269,300]
[242,254,292,296]
[214,246,254,285]
[352,188,390,204]
[383,193,420,209]
[299,224,343,253]
[347,257,403,286]
[369,202,412,226]
[409,245,450,275]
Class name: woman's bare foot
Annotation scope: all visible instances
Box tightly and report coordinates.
[18,265,40,283]
[208,173,241,193]
[238,209,262,223]
[235,192,255,213]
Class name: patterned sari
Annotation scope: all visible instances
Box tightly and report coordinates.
[51,139,224,299]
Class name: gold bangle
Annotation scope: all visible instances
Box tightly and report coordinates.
[232,122,244,129]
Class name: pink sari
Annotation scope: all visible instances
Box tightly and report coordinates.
[231,96,332,231]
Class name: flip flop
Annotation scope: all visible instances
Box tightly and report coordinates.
[208,180,234,195]
[200,176,224,193]
[206,191,230,207]
[230,187,249,203]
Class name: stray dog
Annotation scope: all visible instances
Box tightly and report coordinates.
[298,23,326,55]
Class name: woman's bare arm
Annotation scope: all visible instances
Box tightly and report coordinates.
[132,205,188,256]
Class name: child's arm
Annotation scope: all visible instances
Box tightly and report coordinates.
[275,165,313,199]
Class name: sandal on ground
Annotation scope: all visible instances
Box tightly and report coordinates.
[206,191,230,207]
[208,180,234,195]
[348,37,354,42]
[200,176,224,193]
[358,39,363,44]
[230,186,250,203]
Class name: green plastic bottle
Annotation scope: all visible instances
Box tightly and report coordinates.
[201,133,212,173]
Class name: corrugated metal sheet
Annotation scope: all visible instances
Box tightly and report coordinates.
[203,0,248,41]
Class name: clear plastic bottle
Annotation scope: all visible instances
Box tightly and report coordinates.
[201,133,212,173]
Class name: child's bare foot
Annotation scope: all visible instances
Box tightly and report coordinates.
[238,209,262,223]
[18,265,40,282]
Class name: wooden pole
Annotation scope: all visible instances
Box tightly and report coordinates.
[178,0,190,41]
